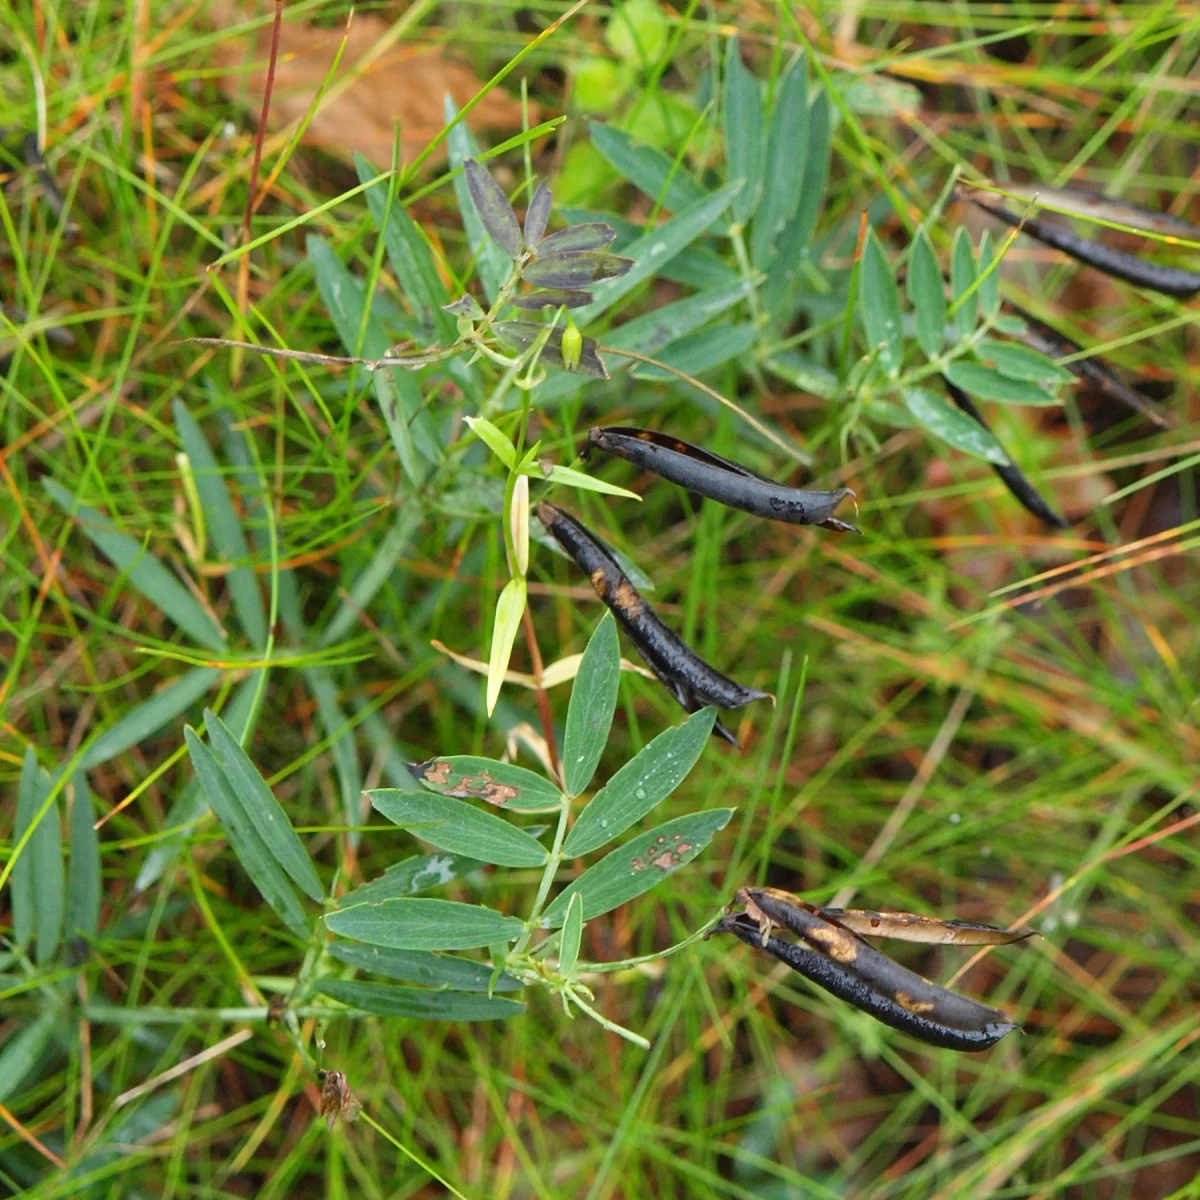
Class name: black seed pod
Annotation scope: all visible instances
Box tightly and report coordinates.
[715,912,1017,1052]
[585,427,857,531]
[536,501,770,746]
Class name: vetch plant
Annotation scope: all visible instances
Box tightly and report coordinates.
[174,614,731,1050]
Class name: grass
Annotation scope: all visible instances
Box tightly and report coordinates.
[3,1,1200,1196]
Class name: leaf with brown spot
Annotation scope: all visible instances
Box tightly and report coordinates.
[540,809,733,928]
[406,756,563,813]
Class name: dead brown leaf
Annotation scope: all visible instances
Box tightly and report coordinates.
[211,4,536,167]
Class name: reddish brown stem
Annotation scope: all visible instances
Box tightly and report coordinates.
[521,604,560,782]
[242,0,283,235]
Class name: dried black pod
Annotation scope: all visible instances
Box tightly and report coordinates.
[493,321,609,379]
[942,379,1069,528]
[463,159,524,259]
[970,193,1200,299]
[742,887,1020,1036]
[585,427,857,532]
[1005,300,1170,429]
[714,912,1017,1052]
[536,501,770,745]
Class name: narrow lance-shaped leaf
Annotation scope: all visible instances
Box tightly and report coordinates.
[335,851,488,909]
[951,226,978,339]
[326,897,524,951]
[522,251,633,290]
[942,379,1069,528]
[487,577,527,716]
[587,121,709,218]
[66,771,102,946]
[172,400,267,648]
[585,427,856,531]
[316,979,523,1020]
[751,53,807,269]
[859,229,904,378]
[512,288,594,310]
[406,756,564,813]
[944,362,1059,406]
[464,415,517,469]
[537,501,770,746]
[184,727,309,938]
[537,223,618,254]
[565,707,716,857]
[327,940,522,991]
[724,38,765,224]
[204,709,324,902]
[559,892,584,978]
[562,612,620,798]
[908,229,946,359]
[446,96,510,301]
[12,750,45,953]
[463,159,523,258]
[541,808,734,927]
[42,480,226,651]
[524,179,553,248]
[368,790,548,868]
[903,387,1010,465]
[976,340,1074,385]
[80,666,220,769]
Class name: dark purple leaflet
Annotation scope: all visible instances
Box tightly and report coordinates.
[1005,300,1171,429]
[585,427,857,532]
[971,195,1200,299]
[743,888,1016,1037]
[942,379,1069,528]
[715,913,1018,1052]
[536,501,770,746]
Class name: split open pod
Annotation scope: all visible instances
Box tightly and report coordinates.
[536,501,770,746]
[585,427,857,532]
[713,886,1033,1051]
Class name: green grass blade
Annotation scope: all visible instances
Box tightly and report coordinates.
[172,400,267,648]
[79,665,220,769]
[43,479,226,651]
[66,770,102,945]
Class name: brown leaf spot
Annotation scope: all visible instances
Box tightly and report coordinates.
[420,759,452,786]
[454,771,520,807]
[650,849,680,869]
[894,991,937,1015]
